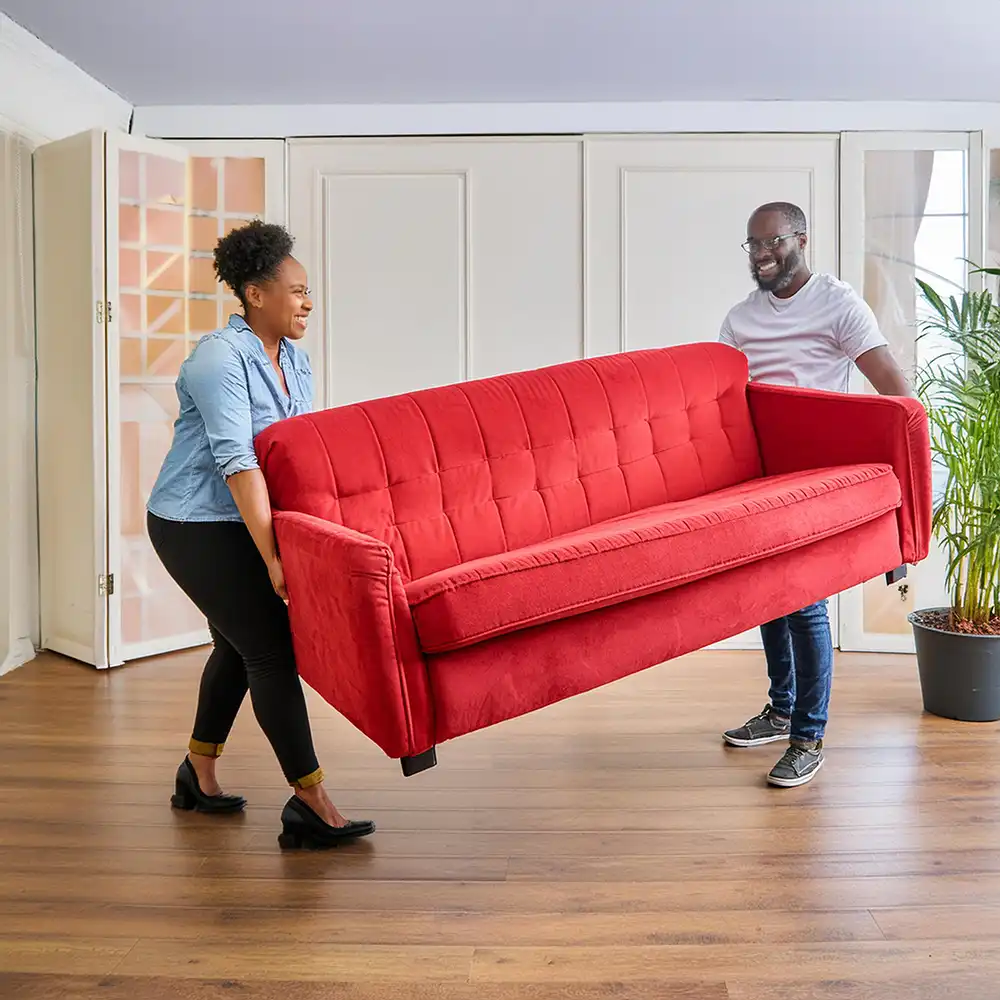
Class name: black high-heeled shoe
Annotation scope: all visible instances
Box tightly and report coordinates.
[277,795,375,849]
[170,757,246,814]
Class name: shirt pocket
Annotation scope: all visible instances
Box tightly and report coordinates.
[244,357,280,432]
[286,357,314,410]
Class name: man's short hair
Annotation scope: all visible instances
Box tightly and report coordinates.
[753,202,807,233]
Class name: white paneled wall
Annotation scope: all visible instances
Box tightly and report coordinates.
[288,137,583,406]
[289,134,839,404]
[584,135,839,355]
[584,134,840,647]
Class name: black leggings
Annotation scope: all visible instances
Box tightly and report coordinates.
[147,512,322,788]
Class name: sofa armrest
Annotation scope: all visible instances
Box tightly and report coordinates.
[273,510,435,759]
[746,382,932,565]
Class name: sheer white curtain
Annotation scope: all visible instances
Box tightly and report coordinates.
[861,150,935,381]
[0,128,38,673]
[989,150,1000,278]
[856,150,939,638]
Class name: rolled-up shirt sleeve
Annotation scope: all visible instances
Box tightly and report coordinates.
[184,337,259,479]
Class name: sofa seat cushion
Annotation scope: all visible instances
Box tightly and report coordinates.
[406,464,901,653]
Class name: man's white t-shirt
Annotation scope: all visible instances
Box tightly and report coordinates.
[719,273,888,393]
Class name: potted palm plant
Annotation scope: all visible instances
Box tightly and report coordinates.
[909,271,1000,722]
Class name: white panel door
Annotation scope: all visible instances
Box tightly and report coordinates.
[33,130,110,667]
[287,137,583,407]
[105,131,210,666]
[838,131,981,654]
[584,134,839,356]
[585,134,839,650]
[107,136,285,665]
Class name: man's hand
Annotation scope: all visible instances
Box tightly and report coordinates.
[855,346,915,398]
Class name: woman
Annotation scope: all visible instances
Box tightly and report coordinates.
[147,220,374,849]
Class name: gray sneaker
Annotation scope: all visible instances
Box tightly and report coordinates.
[723,705,791,747]
[767,741,824,787]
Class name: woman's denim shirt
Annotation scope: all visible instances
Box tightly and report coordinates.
[147,315,313,523]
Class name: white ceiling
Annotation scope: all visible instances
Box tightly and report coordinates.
[2,0,997,108]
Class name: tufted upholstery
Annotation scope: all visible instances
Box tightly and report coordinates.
[406,464,902,653]
[257,344,762,582]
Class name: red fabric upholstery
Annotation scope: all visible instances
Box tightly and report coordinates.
[272,511,433,759]
[427,513,902,744]
[747,382,932,564]
[257,344,762,582]
[254,344,933,763]
[408,464,901,653]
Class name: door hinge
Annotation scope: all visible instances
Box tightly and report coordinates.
[96,300,104,325]
[98,573,115,597]
[106,300,112,324]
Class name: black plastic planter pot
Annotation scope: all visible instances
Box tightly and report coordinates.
[909,609,1000,722]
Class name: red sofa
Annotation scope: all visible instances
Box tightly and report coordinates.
[255,344,931,775]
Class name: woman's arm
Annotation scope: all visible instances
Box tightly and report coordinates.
[226,469,287,601]
[184,338,288,600]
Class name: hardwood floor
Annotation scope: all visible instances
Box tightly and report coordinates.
[1,646,999,999]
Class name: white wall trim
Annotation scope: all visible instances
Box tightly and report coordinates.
[0,12,131,142]
[136,100,1000,141]
[0,112,45,148]
[0,636,35,677]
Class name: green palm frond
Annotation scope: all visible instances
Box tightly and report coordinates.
[916,273,1000,627]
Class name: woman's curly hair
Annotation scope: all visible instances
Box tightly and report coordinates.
[213,219,294,308]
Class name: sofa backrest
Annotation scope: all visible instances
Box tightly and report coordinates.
[256,343,762,582]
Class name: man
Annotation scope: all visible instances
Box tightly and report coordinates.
[719,201,912,788]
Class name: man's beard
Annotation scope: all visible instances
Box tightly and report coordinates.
[752,248,802,292]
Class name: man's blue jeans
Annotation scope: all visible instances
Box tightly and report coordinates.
[760,600,833,744]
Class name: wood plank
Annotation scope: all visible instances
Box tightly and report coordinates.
[1,715,949,742]
[1,731,996,758]
[2,871,999,912]
[0,821,255,852]
[0,844,967,886]
[725,976,998,1000]
[870,904,1000,941]
[470,941,1000,983]
[0,902,885,946]
[0,976,725,1000]
[112,941,474,982]
[4,821,1000,860]
[0,846,509,882]
[5,798,999,834]
[0,759,966,788]
[505,849,1000,882]
[1,777,995,810]
[0,937,136,976]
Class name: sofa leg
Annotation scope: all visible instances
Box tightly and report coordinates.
[400,747,437,777]
[886,565,907,585]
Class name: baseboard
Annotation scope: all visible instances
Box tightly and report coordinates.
[0,636,36,676]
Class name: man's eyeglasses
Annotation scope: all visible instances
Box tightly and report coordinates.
[741,233,803,254]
